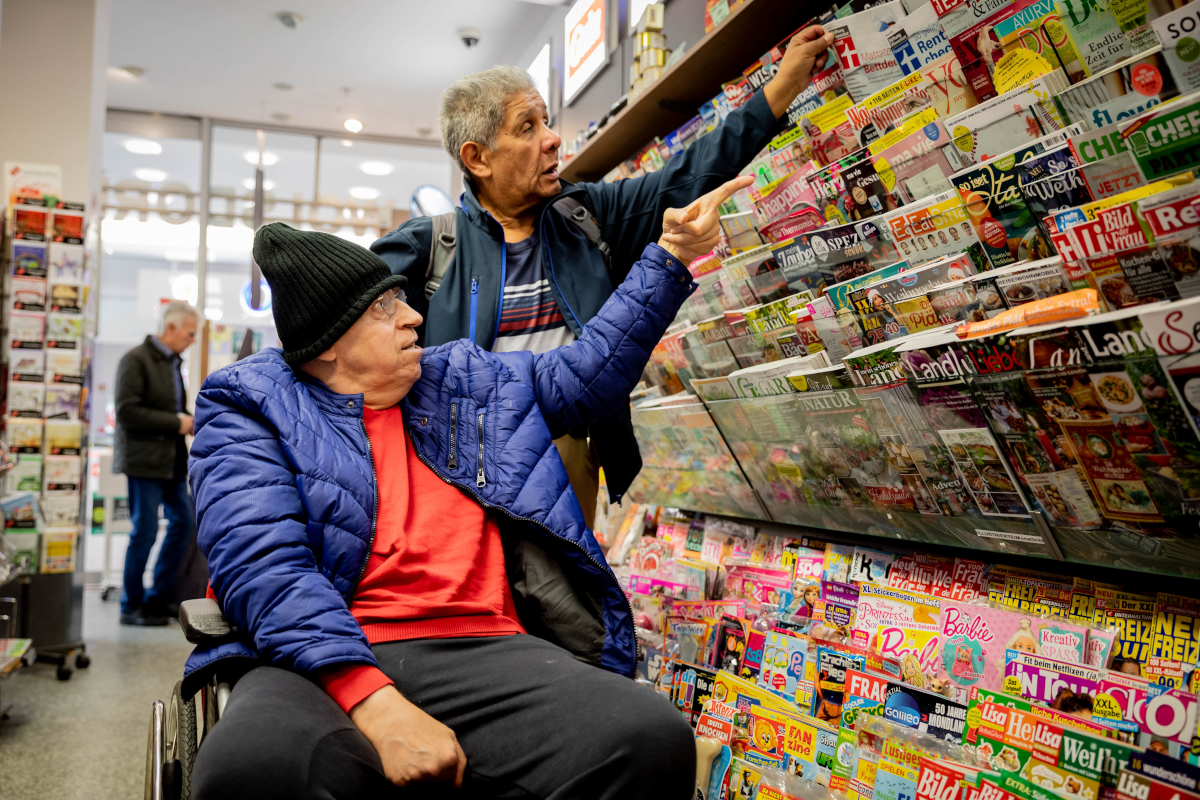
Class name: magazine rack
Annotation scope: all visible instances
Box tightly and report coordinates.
[626,395,1200,581]
[2,199,94,682]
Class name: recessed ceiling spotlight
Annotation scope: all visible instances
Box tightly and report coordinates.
[135,168,167,182]
[359,161,393,176]
[271,112,291,122]
[272,82,294,91]
[120,65,145,78]
[340,140,354,147]
[242,151,280,166]
[344,119,363,133]
[107,66,144,82]
[349,186,380,200]
[416,127,433,137]
[275,11,303,28]
[243,178,277,191]
[124,139,162,155]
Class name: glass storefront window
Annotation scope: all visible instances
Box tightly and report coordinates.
[100,116,454,422]
[316,137,455,230]
[98,130,202,444]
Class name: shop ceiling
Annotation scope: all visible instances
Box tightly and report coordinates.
[106,0,558,140]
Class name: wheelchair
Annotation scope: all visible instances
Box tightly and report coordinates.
[146,601,720,800]
[145,598,241,800]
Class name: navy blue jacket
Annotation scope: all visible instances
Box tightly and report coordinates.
[181,244,696,696]
[371,90,784,499]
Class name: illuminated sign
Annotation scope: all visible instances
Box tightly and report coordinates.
[528,42,551,110]
[564,0,606,105]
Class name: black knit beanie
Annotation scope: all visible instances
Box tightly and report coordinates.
[252,223,408,366]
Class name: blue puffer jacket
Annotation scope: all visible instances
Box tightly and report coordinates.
[181,244,695,696]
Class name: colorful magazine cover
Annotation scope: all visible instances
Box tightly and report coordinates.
[953,155,1055,271]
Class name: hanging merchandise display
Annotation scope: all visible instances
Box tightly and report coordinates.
[1,197,91,575]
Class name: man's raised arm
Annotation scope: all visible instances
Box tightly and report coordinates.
[581,26,834,280]
[532,176,754,436]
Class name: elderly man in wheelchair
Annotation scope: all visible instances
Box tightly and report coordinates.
[146,177,752,800]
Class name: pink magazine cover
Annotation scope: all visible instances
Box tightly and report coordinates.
[724,564,793,610]
[782,551,826,618]
[934,599,1094,703]
[851,583,942,651]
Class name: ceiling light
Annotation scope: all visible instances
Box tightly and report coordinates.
[359,161,393,176]
[272,82,294,91]
[340,140,353,147]
[124,139,162,155]
[171,274,198,303]
[120,65,145,78]
[107,66,143,82]
[205,308,224,321]
[344,119,363,133]
[417,127,433,137]
[349,186,380,200]
[275,11,303,28]
[242,151,280,166]
[271,112,291,123]
[242,178,276,191]
[134,168,167,182]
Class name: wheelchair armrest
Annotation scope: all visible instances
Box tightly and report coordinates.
[179,598,239,645]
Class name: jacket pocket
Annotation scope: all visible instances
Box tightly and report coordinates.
[446,398,478,478]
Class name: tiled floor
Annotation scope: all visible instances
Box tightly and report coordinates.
[0,587,193,798]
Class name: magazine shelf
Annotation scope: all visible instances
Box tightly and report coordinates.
[627,392,1200,581]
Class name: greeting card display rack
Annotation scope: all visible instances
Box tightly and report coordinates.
[0,196,96,680]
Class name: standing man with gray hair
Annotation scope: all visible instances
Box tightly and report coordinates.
[372,26,834,519]
[113,299,199,626]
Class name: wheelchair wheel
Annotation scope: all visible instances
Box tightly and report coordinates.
[166,680,198,800]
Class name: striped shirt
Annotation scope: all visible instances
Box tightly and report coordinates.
[492,234,575,354]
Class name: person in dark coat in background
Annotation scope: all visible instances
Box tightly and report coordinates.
[112,299,198,626]
[371,26,834,524]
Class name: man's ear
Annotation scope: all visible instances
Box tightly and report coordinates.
[313,347,337,363]
[460,141,492,181]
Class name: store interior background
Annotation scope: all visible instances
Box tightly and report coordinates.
[0,0,722,795]
[1,0,718,577]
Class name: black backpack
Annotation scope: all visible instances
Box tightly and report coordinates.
[423,196,612,299]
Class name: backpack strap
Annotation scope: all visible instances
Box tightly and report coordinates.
[551,196,612,276]
[425,211,458,300]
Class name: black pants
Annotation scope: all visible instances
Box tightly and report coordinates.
[192,635,695,799]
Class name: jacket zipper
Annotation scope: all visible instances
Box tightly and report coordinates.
[352,419,380,593]
[448,402,458,470]
[468,278,478,344]
[476,412,486,488]
[407,428,638,678]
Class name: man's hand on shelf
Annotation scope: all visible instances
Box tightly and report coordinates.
[763,26,835,119]
[658,175,755,266]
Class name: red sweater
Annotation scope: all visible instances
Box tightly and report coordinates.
[319,405,525,712]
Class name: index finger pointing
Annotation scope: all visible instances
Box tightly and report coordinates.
[700,175,755,210]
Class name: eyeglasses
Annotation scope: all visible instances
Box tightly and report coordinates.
[368,287,406,320]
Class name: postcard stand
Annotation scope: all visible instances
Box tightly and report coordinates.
[0,198,91,682]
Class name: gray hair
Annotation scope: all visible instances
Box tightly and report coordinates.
[159,299,199,332]
[439,66,538,174]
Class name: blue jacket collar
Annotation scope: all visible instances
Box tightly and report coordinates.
[457,177,586,239]
[264,348,365,419]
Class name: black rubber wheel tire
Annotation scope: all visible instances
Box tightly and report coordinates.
[56,665,71,681]
[75,652,90,669]
[170,680,198,800]
[100,586,116,601]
